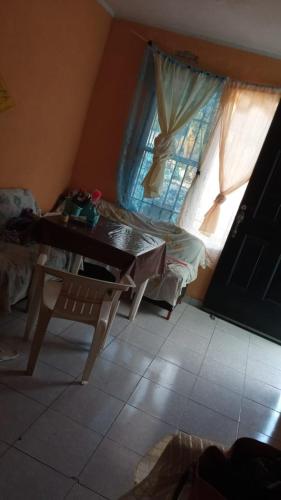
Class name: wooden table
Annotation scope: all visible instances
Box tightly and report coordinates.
[33,214,166,321]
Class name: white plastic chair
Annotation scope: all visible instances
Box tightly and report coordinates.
[26,254,135,384]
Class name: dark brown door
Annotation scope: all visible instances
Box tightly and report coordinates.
[203,100,281,343]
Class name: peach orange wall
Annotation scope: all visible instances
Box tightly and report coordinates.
[72,19,281,300]
[71,18,281,201]
[0,0,112,211]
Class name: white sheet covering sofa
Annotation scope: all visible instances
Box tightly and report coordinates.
[0,188,67,312]
[97,200,206,310]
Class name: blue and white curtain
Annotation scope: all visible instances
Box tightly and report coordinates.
[117,45,226,211]
[117,48,156,209]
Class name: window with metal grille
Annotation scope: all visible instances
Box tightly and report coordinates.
[128,93,219,224]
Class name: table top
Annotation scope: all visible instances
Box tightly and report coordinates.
[34,215,166,284]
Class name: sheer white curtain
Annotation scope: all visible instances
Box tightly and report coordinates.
[142,52,224,198]
[179,82,280,267]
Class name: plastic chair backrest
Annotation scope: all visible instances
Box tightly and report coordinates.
[37,264,134,323]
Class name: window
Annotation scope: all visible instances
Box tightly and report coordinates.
[128,93,219,223]
[180,85,280,266]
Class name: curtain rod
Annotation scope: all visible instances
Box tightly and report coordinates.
[147,41,281,92]
[130,31,281,91]
[147,41,225,81]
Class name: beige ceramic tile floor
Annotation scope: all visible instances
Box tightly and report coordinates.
[1,299,281,499]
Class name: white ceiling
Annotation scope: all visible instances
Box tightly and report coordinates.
[102,0,281,59]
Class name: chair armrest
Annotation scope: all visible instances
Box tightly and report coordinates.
[121,274,136,289]
[37,253,48,265]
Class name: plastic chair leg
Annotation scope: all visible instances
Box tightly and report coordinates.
[26,307,51,375]
[24,268,42,341]
[81,320,107,384]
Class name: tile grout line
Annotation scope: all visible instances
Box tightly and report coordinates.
[73,310,185,476]
[11,399,114,493]
[9,445,79,483]
[236,330,251,440]
[0,442,13,461]
[75,398,128,481]
[134,311,220,420]
[78,433,143,492]
[63,480,109,500]
[128,383,240,426]
[6,305,279,496]
[194,314,217,380]
[10,401,108,490]
[2,339,94,482]
[6,356,105,463]
[6,314,243,421]
[10,304,190,383]
[103,404,177,457]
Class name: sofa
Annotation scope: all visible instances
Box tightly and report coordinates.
[97,200,206,316]
[0,189,205,316]
[120,433,225,499]
[0,188,68,313]
[120,433,281,499]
